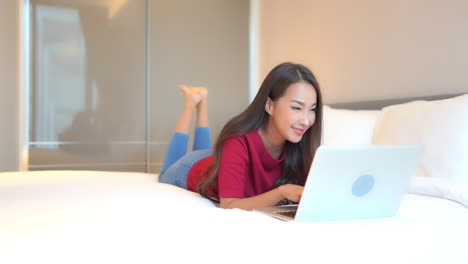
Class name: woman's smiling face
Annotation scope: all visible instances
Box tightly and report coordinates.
[265,81,318,144]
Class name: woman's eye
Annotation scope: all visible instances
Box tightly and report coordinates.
[311,108,317,112]
[291,107,301,111]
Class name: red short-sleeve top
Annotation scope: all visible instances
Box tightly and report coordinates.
[186,129,286,199]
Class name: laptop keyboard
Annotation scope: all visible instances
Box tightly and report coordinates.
[277,210,297,219]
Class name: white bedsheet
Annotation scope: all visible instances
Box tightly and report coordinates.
[1,171,467,264]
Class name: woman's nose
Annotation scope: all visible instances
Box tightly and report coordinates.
[300,112,310,126]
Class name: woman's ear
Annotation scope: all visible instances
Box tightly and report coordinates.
[265,97,273,115]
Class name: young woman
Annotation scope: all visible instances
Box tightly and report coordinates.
[159,62,323,211]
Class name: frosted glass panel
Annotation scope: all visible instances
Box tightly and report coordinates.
[29,0,147,171]
[148,0,250,173]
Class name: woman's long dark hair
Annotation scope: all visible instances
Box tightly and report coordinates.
[197,62,323,202]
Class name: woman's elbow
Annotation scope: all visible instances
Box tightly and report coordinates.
[219,198,245,210]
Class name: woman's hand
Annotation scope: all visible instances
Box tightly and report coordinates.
[278,184,304,203]
[219,184,304,211]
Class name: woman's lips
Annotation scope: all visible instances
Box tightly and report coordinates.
[292,127,305,136]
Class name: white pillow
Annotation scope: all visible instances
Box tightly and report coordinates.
[372,94,468,182]
[409,176,468,208]
[322,105,381,146]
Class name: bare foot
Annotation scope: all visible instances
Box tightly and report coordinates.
[196,87,208,111]
[194,87,209,127]
[179,85,202,108]
[197,87,208,98]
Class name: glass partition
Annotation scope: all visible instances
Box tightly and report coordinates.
[27,0,250,173]
[148,0,250,173]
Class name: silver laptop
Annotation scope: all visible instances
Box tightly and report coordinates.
[255,145,423,222]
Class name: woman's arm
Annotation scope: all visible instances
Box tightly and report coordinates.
[220,184,304,211]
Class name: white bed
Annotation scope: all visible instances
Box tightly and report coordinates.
[1,94,467,264]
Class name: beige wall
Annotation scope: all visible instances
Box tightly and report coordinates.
[258,0,468,104]
[0,1,21,172]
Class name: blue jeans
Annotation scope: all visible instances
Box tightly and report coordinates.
[158,127,212,189]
